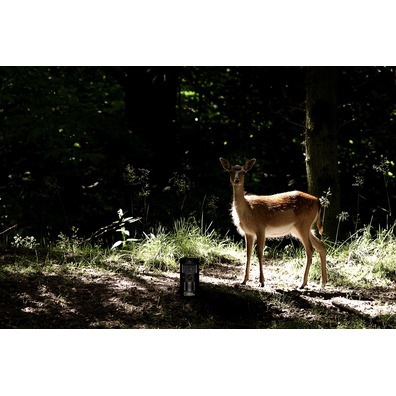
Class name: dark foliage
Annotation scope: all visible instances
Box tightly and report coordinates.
[0,66,395,242]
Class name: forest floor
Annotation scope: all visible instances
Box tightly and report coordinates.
[1,248,395,329]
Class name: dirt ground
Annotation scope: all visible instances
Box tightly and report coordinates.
[1,253,395,328]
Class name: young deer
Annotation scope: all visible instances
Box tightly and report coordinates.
[220,157,327,289]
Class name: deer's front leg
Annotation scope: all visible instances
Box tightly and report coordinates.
[242,234,255,284]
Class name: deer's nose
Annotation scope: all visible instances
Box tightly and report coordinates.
[234,178,240,184]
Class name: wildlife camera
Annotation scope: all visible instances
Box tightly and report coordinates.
[180,258,200,297]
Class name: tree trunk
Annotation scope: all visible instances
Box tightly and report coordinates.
[305,66,340,240]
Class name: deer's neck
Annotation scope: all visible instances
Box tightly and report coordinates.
[232,185,248,209]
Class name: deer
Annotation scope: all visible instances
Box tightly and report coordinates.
[219,157,327,289]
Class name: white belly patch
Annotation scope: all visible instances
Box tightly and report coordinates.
[265,224,295,238]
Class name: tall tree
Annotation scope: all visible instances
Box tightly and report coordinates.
[305,66,340,239]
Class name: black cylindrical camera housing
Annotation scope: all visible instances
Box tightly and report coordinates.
[180,258,200,297]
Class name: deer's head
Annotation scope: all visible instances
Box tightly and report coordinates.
[219,158,256,187]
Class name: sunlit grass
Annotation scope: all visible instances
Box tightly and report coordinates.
[2,220,395,291]
[129,219,245,271]
[326,224,396,288]
[263,223,396,289]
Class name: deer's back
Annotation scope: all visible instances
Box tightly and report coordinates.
[232,190,319,238]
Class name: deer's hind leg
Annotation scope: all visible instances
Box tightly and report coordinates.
[310,231,327,287]
[295,229,314,289]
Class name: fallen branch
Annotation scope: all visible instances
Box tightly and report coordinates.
[0,224,17,236]
[332,299,382,323]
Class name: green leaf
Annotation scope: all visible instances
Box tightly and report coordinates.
[111,240,123,249]
[124,217,139,223]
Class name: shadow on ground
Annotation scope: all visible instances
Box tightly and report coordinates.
[0,271,275,328]
[1,250,395,328]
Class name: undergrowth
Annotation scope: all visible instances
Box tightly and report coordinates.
[326,224,396,288]
[264,223,396,289]
[2,219,395,330]
[129,219,245,271]
[2,219,395,290]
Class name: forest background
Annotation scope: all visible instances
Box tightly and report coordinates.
[1,66,395,244]
[2,1,396,394]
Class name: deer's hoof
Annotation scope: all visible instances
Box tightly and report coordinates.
[259,282,265,288]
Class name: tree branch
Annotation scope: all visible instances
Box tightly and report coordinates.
[0,224,17,236]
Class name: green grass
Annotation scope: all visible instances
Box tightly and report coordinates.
[261,223,396,289]
[126,219,245,271]
[326,224,396,288]
[3,220,395,289]
[1,219,244,280]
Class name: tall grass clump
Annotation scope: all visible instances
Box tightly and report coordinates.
[259,222,396,289]
[373,157,393,227]
[131,218,245,271]
[326,223,396,288]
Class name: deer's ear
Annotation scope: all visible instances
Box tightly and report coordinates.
[219,157,231,171]
[243,158,256,172]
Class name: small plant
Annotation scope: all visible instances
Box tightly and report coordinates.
[12,234,39,249]
[335,211,350,246]
[111,209,140,250]
[352,174,364,232]
[57,226,84,252]
[206,195,219,214]
[202,194,220,227]
[373,156,394,227]
[124,165,151,226]
[319,187,332,223]
[168,172,192,214]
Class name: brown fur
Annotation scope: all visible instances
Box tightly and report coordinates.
[220,157,327,288]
